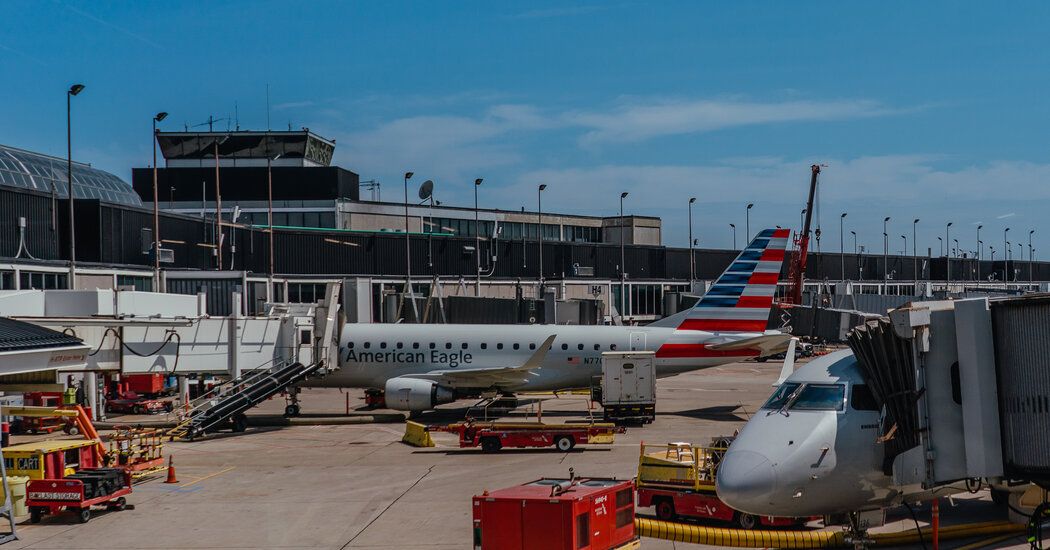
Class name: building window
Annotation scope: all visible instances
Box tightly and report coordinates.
[116,275,152,291]
[19,272,68,290]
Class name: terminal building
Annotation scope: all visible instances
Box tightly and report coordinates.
[2,133,1047,328]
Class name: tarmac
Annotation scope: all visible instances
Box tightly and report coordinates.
[2,357,1027,549]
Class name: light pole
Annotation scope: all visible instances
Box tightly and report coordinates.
[850,230,857,280]
[214,138,224,270]
[729,223,737,250]
[745,203,753,240]
[901,236,907,270]
[883,216,890,285]
[474,178,483,296]
[839,213,847,281]
[1004,227,1010,282]
[151,111,168,291]
[538,184,546,285]
[912,219,919,282]
[977,224,983,284]
[267,151,282,283]
[66,83,85,288]
[800,208,806,233]
[1030,230,1035,283]
[404,171,413,296]
[688,198,696,282]
[946,222,953,285]
[620,192,629,318]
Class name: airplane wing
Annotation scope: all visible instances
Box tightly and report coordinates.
[705,332,793,355]
[402,334,557,389]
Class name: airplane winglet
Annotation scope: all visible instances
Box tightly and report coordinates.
[522,334,558,371]
[773,337,798,387]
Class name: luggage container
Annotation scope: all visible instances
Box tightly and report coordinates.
[472,472,638,550]
[592,352,656,424]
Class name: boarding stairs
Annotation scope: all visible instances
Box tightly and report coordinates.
[167,358,324,440]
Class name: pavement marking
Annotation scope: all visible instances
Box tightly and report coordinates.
[180,466,237,487]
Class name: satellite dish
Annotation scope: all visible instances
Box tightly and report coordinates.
[418,180,434,201]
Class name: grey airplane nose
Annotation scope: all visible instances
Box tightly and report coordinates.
[716,450,777,514]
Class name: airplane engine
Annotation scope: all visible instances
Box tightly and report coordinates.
[384,377,456,411]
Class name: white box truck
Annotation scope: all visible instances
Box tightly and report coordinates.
[595,351,656,424]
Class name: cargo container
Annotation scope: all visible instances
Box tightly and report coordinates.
[593,352,656,424]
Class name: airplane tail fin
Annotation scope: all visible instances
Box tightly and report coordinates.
[676,228,790,333]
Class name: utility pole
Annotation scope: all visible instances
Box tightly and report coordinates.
[474,178,483,296]
[620,192,629,319]
[66,83,85,288]
[688,198,696,283]
[1004,227,1010,283]
[404,171,414,300]
[729,223,736,250]
[152,111,168,291]
[946,222,953,286]
[883,217,890,286]
[839,213,847,281]
[976,225,983,284]
[913,219,920,283]
[538,184,546,289]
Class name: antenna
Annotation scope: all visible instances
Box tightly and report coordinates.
[418,180,434,201]
[234,102,240,131]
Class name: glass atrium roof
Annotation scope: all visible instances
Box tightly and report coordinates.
[0,144,142,206]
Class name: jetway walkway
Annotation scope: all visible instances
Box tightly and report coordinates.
[167,358,325,440]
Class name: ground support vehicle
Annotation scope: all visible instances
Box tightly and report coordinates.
[430,420,624,452]
[11,393,75,434]
[472,472,638,549]
[3,439,103,480]
[635,442,808,529]
[591,352,656,425]
[26,468,132,523]
[105,393,174,415]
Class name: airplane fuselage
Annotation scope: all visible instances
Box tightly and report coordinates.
[307,323,760,392]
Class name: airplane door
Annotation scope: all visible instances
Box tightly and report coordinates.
[630,332,646,351]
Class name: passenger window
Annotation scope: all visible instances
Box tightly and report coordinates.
[497,343,503,350]
[851,384,880,411]
[461,343,468,350]
[529,343,536,350]
[445,343,452,349]
[364,342,371,349]
[594,344,600,351]
[561,343,568,351]
[513,343,520,350]
[610,344,617,351]
[481,343,487,350]
[577,344,584,351]
[429,342,435,349]
[412,342,419,349]
[396,342,403,349]
[380,342,387,349]
[348,341,355,349]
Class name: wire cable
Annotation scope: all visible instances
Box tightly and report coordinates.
[903,501,929,550]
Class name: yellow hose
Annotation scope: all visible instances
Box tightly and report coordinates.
[634,518,1025,548]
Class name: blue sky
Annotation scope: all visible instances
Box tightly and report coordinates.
[2,1,1050,260]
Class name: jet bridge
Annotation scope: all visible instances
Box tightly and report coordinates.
[845,294,1050,491]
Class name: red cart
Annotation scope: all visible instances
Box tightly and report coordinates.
[26,469,132,524]
[430,420,625,452]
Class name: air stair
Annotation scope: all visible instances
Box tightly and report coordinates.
[167,358,325,440]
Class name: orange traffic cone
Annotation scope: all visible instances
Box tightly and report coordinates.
[164,455,179,484]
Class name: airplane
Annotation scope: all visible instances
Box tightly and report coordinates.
[302,229,795,413]
[715,348,980,527]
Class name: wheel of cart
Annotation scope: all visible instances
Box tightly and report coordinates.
[480,437,501,452]
[654,497,676,521]
[554,435,575,452]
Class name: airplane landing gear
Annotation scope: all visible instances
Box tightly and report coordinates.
[844,512,873,550]
[284,387,302,417]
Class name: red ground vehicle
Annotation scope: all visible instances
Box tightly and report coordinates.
[431,420,625,452]
[472,472,639,550]
[27,468,132,524]
[635,442,808,529]
[105,392,173,415]
[12,393,77,435]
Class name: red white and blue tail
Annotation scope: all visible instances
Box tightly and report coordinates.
[678,228,790,333]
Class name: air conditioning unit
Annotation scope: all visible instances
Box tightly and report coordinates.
[158,248,175,263]
[573,264,595,277]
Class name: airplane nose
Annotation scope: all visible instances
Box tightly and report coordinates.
[716,450,777,514]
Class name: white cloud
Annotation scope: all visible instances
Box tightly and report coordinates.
[997,212,1017,219]
[567,98,908,145]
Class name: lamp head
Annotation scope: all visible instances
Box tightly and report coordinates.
[689,197,696,204]
[538,184,547,191]
[154,112,168,122]
[729,223,735,228]
[68,84,85,96]
[841,212,847,218]
[884,216,891,222]
[475,178,483,186]
[746,203,754,209]
[404,172,414,180]
[915,218,921,224]
[620,192,629,199]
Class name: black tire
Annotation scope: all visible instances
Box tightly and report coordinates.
[735,512,758,529]
[756,357,768,363]
[133,405,144,414]
[231,414,248,433]
[555,436,575,452]
[655,498,676,521]
[480,437,501,453]
[78,508,91,523]
[991,488,1009,507]
[284,404,301,417]
[110,497,127,512]
[66,424,79,436]
[29,508,42,524]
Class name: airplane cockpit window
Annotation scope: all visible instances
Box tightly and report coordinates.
[792,384,845,411]
[850,384,880,411]
[761,383,845,412]
[762,383,800,410]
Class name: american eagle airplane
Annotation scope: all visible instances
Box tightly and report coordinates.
[305,229,793,412]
